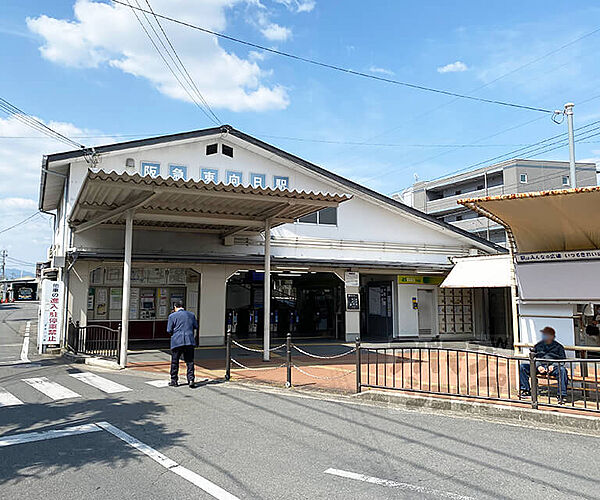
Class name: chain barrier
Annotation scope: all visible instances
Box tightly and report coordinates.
[292,364,356,380]
[292,344,357,359]
[231,339,286,353]
[230,358,286,371]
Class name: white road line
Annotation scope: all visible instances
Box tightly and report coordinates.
[146,379,171,387]
[0,387,24,407]
[97,421,239,500]
[0,423,100,447]
[324,468,474,500]
[69,372,132,394]
[20,321,31,363]
[22,377,81,401]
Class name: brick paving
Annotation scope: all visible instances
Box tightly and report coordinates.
[126,344,600,417]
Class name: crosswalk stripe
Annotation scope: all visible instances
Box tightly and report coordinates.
[69,372,132,394]
[0,387,23,407]
[146,379,171,387]
[22,377,81,401]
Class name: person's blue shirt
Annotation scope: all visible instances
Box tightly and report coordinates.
[167,309,198,349]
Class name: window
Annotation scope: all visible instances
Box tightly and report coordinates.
[520,173,528,183]
[455,215,463,221]
[318,206,337,225]
[206,143,218,155]
[562,176,569,186]
[454,190,462,196]
[477,184,484,190]
[297,207,337,226]
[222,144,234,158]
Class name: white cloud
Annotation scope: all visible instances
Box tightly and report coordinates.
[0,115,85,262]
[260,22,291,41]
[437,61,469,73]
[274,0,315,13]
[368,66,395,76]
[26,0,290,112]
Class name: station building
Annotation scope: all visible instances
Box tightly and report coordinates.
[38,126,507,351]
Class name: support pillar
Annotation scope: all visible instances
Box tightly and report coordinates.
[119,210,134,368]
[263,219,271,361]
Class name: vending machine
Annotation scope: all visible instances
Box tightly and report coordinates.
[139,289,156,319]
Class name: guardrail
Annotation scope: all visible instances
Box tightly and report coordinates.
[357,344,600,414]
[67,320,120,360]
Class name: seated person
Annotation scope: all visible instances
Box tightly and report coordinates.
[519,326,569,403]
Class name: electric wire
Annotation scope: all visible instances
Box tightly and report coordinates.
[143,0,220,124]
[0,213,43,235]
[111,0,553,114]
[124,0,219,125]
[0,97,85,150]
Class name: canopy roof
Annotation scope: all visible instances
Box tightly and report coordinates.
[69,170,350,236]
[441,254,512,288]
[458,186,600,253]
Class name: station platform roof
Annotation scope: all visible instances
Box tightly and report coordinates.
[458,186,600,253]
[69,170,351,237]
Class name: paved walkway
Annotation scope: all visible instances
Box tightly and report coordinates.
[126,342,600,417]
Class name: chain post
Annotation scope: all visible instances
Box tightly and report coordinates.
[529,350,538,409]
[355,337,361,393]
[225,332,232,381]
[286,332,292,388]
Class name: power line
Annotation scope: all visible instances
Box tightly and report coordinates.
[143,0,221,124]
[124,0,220,125]
[389,122,600,195]
[0,213,43,235]
[0,97,86,150]
[111,0,554,114]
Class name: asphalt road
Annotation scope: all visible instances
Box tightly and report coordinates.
[1,302,599,500]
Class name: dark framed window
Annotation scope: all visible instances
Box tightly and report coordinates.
[206,143,218,155]
[298,211,318,224]
[296,207,337,226]
[222,144,234,158]
[318,206,337,225]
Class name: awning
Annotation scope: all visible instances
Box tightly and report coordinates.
[69,170,351,236]
[441,254,512,288]
[458,187,600,253]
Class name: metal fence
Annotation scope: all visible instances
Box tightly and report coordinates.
[357,345,600,414]
[224,333,356,387]
[67,320,120,360]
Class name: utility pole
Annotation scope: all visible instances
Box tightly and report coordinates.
[564,102,577,188]
[1,250,6,302]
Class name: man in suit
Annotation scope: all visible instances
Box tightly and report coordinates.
[167,300,198,388]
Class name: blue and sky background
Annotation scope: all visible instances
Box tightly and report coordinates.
[1,0,600,266]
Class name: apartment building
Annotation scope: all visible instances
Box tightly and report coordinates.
[394,159,598,246]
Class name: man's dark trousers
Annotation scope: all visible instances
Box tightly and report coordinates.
[170,346,195,385]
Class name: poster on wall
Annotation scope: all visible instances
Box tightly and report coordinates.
[157,288,168,318]
[110,288,122,310]
[131,268,146,285]
[147,268,166,284]
[167,268,186,285]
[40,281,64,346]
[368,287,381,315]
[96,288,108,319]
[129,287,140,320]
[87,289,94,311]
[105,268,123,285]
[344,272,360,287]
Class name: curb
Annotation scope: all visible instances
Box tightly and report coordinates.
[355,389,600,433]
[62,351,122,371]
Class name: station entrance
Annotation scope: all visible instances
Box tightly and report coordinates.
[225,271,345,340]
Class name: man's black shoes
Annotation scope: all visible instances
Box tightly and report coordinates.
[168,381,178,387]
[188,381,196,389]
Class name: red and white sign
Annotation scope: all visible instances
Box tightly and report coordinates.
[41,280,64,345]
